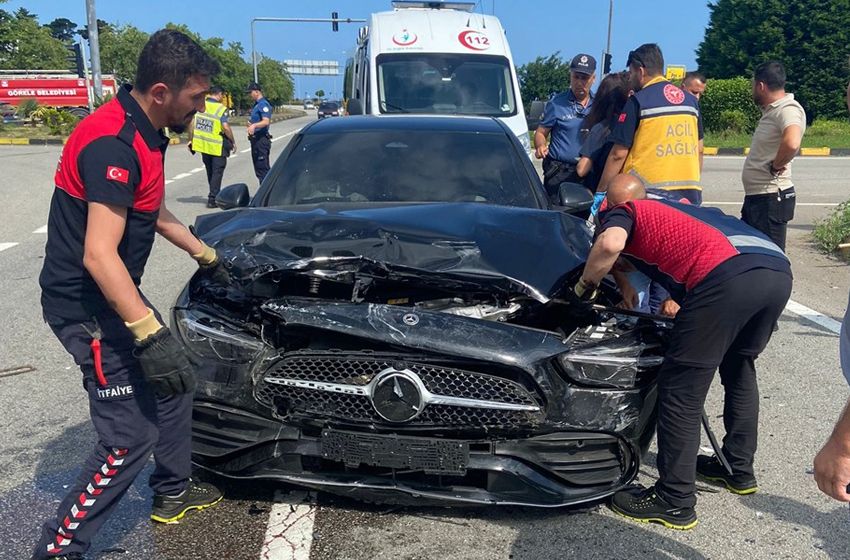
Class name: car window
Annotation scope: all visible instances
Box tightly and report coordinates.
[319,103,339,111]
[264,130,537,208]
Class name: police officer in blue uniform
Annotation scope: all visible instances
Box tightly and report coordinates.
[534,53,596,202]
[245,81,273,184]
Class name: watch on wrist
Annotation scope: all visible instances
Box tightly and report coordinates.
[768,162,780,176]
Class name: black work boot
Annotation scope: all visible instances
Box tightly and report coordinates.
[696,454,758,495]
[151,479,222,523]
[609,485,698,530]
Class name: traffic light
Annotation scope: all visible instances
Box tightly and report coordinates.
[66,42,85,78]
[603,52,612,75]
[332,12,339,32]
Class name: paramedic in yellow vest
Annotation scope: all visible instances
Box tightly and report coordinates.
[187,86,236,208]
[598,43,704,205]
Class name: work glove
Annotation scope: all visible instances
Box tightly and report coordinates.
[590,192,606,217]
[565,277,599,313]
[192,240,231,286]
[127,309,196,398]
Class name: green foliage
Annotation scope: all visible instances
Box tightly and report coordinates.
[805,119,850,137]
[814,201,850,253]
[697,0,850,121]
[699,77,761,133]
[257,56,293,106]
[517,52,570,110]
[0,10,69,69]
[16,98,40,118]
[99,23,149,85]
[44,17,78,41]
[37,107,79,135]
[315,89,325,98]
[716,110,749,134]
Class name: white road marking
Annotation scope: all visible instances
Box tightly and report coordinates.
[241,148,251,153]
[190,167,205,173]
[260,490,317,560]
[165,180,174,185]
[785,299,842,334]
[172,173,192,180]
[33,225,47,234]
[271,131,297,143]
[0,243,18,252]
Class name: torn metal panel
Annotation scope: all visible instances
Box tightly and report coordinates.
[192,203,593,303]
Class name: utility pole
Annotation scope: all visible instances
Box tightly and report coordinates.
[86,0,102,103]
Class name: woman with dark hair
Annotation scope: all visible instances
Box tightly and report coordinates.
[576,71,631,205]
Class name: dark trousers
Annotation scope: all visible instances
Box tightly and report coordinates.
[654,267,792,509]
[202,152,227,200]
[250,135,271,184]
[542,156,582,204]
[34,306,193,559]
[741,187,796,251]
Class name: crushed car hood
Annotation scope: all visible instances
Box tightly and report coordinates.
[193,203,593,302]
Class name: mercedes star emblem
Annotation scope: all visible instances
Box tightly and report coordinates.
[370,369,425,422]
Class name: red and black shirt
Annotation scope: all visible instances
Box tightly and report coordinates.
[598,199,791,304]
[39,85,169,321]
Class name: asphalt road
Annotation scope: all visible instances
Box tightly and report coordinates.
[1,118,849,560]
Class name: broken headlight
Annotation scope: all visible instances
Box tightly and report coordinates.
[558,323,664,388]
[174,307,270,364]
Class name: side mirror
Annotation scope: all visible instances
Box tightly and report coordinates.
[527,100,547,131]
[557,182,593,214]
[216,183,250,210]
[346,98,364,115]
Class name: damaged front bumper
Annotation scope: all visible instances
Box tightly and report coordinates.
[191,402,640,507]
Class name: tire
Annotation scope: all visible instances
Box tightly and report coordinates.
[65,107,90,119]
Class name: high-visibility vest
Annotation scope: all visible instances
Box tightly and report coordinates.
[623,76,701,194]
[192,99,226,156]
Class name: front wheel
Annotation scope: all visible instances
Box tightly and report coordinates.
[65,107,90,119]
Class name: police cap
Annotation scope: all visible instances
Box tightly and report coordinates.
[570,54,597,76]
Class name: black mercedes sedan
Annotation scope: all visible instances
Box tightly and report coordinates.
[172,115,668,507]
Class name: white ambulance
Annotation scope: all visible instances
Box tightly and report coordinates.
[344,1,531,151]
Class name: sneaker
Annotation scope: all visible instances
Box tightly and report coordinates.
[206,198,217,209]
[609,485,698,530]
[696,454,758,495]
[151,479,222,523]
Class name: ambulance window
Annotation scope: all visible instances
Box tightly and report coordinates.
[376,54,516,117]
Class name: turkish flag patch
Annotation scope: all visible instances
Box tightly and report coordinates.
[106,166,129,184]
[618,113,627,123]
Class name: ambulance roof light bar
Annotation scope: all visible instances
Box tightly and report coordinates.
[391,2,476,12]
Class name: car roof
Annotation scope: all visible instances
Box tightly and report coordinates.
[302,115,509,135]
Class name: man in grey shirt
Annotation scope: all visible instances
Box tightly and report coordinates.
[741,60,806,251]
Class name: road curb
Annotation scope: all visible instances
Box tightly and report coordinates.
[1,111,307,147]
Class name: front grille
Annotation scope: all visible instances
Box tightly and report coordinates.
[254,352,544,428]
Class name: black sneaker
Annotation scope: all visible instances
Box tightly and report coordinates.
[151,479,222,523]
[696,454,758,495]
[610,485,698,530]
[206,198,217,209]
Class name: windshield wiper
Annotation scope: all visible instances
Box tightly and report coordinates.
[381,101,409,113]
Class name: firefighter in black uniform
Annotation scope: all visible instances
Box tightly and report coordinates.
[34,30,228,560]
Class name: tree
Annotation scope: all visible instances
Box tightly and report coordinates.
[78,18,112,41]
[517,52,570,110]
[315,89,325,98]
[45,17,78,41]
[98,23,149,84]
[697,0,850,120]
[258,56,294,106]
[0,11,68,69]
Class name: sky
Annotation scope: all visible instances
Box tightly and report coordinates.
[7,0,713,99]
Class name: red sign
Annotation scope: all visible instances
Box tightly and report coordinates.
[458,30,490,51]
[0,77,117,108]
